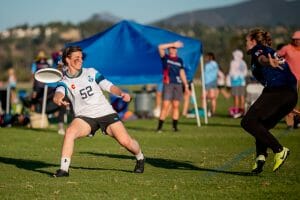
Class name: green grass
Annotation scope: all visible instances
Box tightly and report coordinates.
[1,97,300,199]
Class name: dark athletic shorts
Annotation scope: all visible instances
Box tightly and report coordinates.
[77,113,120,136]
[163,83,183,101]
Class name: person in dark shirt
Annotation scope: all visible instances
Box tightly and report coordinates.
[0,113,30,127]
[241,28,298,174]
[156,41,189,132]
[30,51,51,112]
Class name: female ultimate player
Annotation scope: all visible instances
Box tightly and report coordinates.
[241,28,297,174]
[52,46,144,177]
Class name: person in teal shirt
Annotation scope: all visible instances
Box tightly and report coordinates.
[203,52,219,117]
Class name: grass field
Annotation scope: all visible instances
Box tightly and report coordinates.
[1,95,300,199]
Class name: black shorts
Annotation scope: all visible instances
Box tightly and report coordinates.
[77,113,120,136]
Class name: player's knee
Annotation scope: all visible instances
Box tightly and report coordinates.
[64,128,77,140]
[172,105,179,110]
[240,118,247,129]
[241,116,255,131]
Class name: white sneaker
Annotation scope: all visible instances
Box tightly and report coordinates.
[207,111,212,117]
[153,107,161,118]
[233,112,243,119]
[58,128,65,135]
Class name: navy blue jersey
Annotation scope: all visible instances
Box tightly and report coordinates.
[162,55,184,84]
[249,44,296,88]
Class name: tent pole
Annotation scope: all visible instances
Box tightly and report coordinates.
[41,85,48,128]
[191,82,201,127]
[200,55,208,124]
[6,86,11,114]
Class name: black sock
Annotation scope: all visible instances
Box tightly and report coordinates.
[157,120,164,130]
[172,119,178,130]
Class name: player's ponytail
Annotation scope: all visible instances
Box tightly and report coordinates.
[248,28,272,47]
[263,31,272,47]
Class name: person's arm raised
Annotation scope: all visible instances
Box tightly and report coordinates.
[158,41,183,57]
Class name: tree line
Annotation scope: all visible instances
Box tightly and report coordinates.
[0,19,297,82]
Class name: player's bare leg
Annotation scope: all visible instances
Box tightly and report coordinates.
[107,121,144,173]
[53,118,91,177]
[156,100,171,132]
[172,100,180,131]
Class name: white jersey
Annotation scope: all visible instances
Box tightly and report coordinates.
[55,68,116,118]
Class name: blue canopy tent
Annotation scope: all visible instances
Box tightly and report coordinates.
[67,20,202,85]
[63,20,205,126]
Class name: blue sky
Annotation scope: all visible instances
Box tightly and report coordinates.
[0,0,247,31]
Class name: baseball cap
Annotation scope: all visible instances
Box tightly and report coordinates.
[292,31,300,39]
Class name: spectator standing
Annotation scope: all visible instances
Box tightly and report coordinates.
[52,50,67,135]
[228,49,248,118]
[277,30,300,82]
[7,68,17,105]
[202,52,219,117]
[153,83,163,118]
[277,30,300,129]
[156,41,189,132]
[30,51,50,112]
[182,81,192,117]
[216,67,231,99]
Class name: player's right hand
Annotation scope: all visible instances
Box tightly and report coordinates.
[59,100,70,107]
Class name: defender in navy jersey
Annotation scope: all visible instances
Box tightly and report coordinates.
[156,41,189,132]
[52,46,144,177]
[241,28,297,174]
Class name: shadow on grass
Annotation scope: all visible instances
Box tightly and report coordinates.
[0,156,58,176]
[0,156,132,176]
[8,127,58,134]
[125,123,241,132]
[80,152,255,177]
[126,125,155,132]
[179,121,241,128]
[204,122,241,128]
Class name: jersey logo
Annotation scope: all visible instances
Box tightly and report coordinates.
[71,84,75,89]
[167,59,182,67]
[254,49,263,57]
[88,75,94,82]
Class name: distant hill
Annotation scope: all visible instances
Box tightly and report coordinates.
[85,12,122,23]
[154,0,300,27]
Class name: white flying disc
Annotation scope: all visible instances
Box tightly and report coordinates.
[34,68,63,83]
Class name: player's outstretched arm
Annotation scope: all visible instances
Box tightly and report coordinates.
[110,85,131,102]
